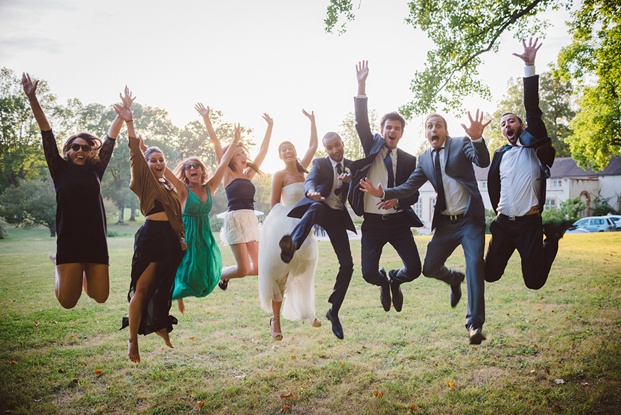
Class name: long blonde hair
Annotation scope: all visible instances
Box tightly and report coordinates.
[222,141,263,177]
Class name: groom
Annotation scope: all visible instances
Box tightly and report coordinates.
[279,132,355,340]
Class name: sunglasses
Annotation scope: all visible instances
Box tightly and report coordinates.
[184,162,202,170]
[70,144,91,152]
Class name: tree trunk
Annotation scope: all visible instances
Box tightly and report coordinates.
[129,197,137,221]
[117,203,125,224]
[48,226,56,237]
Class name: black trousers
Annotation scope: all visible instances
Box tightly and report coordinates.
[484,214,558,289]
[290,202,353,314]
[360,213,421,287]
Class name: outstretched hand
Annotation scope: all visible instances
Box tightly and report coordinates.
[513,37,542,64]
[262,113,273,126]
[359,178,384,198]
[21,73,39,98]
[306,190,325,202]
[113,103,133,122]
[195,103,209,117]
[356,61,369,84]
[120,86,135,108]
[302,109,315,123]
[461,110,491,140]
[232,123,241,145]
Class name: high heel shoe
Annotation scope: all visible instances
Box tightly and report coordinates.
[270,317,283,341]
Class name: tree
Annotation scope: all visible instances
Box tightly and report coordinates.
[0,68,56,191]
[553,0,621,171]
[541,197,585,223]
[0,178,57,236]
[487,72,574,155]
[324,0,621,168]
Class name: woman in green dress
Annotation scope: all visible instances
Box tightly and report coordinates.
[170,123,241,314]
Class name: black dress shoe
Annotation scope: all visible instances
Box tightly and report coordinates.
[379,268,391,312]
[468,325,486,345]
[325,308,344,339]
[450,271,465,308]
[279,234,296,264]
[389,270,403,312]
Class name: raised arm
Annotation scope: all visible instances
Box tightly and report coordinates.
[356,60,368,96]
[270,170,285,208]
[195,103,223,163]
[207,124,241,195]
[299,109,318,170]
[108,86,135,139]
[513,37,541,66]
[245,113,273,179]
[22,73,50,131]
[461,110,491,168]
[354,61,376,155]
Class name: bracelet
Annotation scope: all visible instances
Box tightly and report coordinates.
[127,119,133,123]
[525,62,534,66]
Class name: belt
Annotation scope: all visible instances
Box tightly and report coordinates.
[440,213,465,221]
[499,212,540,221]
[364,211,406,222]
[499,205,540,221]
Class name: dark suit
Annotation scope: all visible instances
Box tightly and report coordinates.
[288,156,355,314]
[348,97,422,290]
[485,75,558,289]
[384,136,490,330]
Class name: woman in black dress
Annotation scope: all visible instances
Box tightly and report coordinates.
[22,73,133,309]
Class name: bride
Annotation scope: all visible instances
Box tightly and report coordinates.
[258,109,320,341]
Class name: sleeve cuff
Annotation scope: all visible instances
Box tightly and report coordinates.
[524,65,536,77]
[471,137,483,143]
[355,95,367,99]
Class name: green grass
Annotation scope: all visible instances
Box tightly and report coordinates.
[1,225,620,414]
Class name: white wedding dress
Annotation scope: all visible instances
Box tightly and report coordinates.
[258,182,318,322]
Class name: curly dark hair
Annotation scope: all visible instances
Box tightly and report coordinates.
[62,132,102,166]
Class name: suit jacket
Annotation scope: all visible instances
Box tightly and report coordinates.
[288,156,356,233]
[348,97,423,228]
[384,136,490,230]
[488,75,556,214]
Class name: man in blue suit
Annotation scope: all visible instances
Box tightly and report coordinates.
[280,132,355,339]
[348,61,423,313]
[361,111,491,344]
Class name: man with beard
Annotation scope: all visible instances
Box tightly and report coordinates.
[348,61,423,313]
[485,38,569,289]
[279,132,355,339]
[360,110,491,344]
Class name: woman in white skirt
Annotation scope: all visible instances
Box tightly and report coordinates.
[195,103,272,290]
[258,110,319,340]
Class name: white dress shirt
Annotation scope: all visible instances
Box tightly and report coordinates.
[497,146,541,217]
[364,146,398,215]
[323,157,344,210]
[436,140,482,216]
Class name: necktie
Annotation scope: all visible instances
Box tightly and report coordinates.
[434,148,447,213]
[334,163,343,195]
[384,149,394,188]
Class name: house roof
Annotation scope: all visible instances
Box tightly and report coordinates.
[472,155,621,181]
[549,156,621,178]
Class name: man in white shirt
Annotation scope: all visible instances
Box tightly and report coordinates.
[485,38,569,290]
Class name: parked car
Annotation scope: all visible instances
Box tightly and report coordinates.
[568,216,616,233]
[606,215,621,231]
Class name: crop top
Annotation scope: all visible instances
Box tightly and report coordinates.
[225,178,255,211]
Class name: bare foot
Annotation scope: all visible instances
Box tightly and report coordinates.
[311,317,322,328]
[128,338,140,362]
[48,253,56,264]
[177,299,185,314]
[156,328,174,348]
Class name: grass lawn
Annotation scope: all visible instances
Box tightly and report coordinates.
[0,224,620,414]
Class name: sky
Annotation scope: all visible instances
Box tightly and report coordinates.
[0,0,574,173]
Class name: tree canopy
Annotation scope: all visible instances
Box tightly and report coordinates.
[324,0,621,170]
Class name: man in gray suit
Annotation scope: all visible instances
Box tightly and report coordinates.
[360,111,491,344]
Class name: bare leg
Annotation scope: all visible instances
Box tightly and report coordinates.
[221,243,252,280]
[246,241,259,276]
[155,328,174,348]
[128,262,159,363]
[55,263,87,309]
[271,300,282,336]
[83,263,109,303]
[177,299,185,314]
